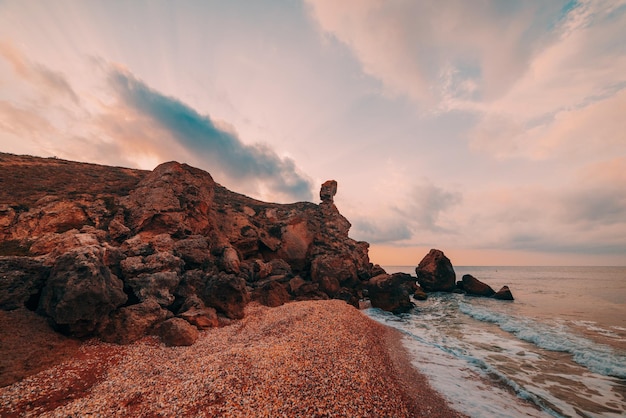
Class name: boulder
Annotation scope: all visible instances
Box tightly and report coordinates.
[38,247,127,336]
[413,285,428,301]
[100,299,169,344]
[461,274,496,297]
[415,249,456,292]
[157,317,199,346]
[311,255,358,293]
[125,271,181,307]
[494,285,515,301]
[0,256,49,310]
[179,306,219,329]
[252,281,290,307]
[366,273,415,314]
[201,273,250,319]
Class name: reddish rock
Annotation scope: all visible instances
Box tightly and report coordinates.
[366,273,415,314]
[320,180,338,203]
[178,306,219,329]
[414,285,428,301]
[157,317,199,346]
[494,285,515,300]
[461,274,496,297]
[252,281,291,307]
[415,249,456,292]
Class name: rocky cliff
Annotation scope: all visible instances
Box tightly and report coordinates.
[0,153,375,344]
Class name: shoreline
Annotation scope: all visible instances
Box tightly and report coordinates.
[1,300,464,417]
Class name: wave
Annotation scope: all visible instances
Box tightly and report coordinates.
[458,302,626,379]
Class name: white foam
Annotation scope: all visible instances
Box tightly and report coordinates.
[458,303,626,379]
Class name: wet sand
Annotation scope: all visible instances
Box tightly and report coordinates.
[0,300,464,417]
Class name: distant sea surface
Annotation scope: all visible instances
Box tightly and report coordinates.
[367,266,626,417]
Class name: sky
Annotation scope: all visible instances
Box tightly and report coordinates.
[1,0,625,266]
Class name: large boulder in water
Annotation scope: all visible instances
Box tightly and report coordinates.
[415,249,456,292]
[494,285,514,300]
[461,274,496,297]
[366,273,415,314]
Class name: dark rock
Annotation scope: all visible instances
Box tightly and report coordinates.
[461,274,496,297]
[201,273,250,319]
[252,281,290,307]
[367,273,415,314]
[494,285,515,300]
[415,249,456,292]
[413,285,428,301]
[333,287,359,308]
[157,317,199,346]
[100,299,169,344]
[39,247,127,336]
[125,271,181,307]
[0,257,49,310]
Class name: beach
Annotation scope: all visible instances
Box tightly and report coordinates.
[0,300,463,417]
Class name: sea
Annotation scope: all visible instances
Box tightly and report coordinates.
[366,266,626,418]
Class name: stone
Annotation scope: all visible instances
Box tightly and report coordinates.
[0,257,49,310]
[494,285,515,300]
[252,281,291,307]
[125,271,181,307]
[461,274,496,297]
[366,273,415,314]
[320,180,338,203]
[157,317,199,346]
[38,247,127,336]
[100,299,169,344]
[179,306,219,329]
[415,249,456,292]
[201,273,250,319]
[413,285,428,301]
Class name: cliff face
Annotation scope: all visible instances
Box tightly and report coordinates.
[0,153,374,343]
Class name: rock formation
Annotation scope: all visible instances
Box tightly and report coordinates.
[366,273,417,314]
[494,285,515,300]
[459,274,496,297]
[415,249,456,292]
[0,153,377,345]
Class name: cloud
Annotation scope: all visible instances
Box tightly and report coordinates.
[350,180,462,244]
[0,41,79,104]
[107,68,314,202]
[306,0,559,105]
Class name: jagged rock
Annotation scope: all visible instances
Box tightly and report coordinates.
[461,274,496,297]
[252,281,290,307]
[173,236,211,268]
[121,161,215,235]
[38,247,127,336]
[415,249,456,292]
[494,285,515,300]
[333,287,359,308]
[0,256,49,310]
[311,255,358,293]
[367,273,415,314]
[201,273,250,319]
[178,306,219,329]
[320,180,337,203]
[100,299,169,344]
[125,271,181,307]
[287,276,307,295]
[157,317,199,346]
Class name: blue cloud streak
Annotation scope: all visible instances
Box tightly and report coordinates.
[109,69,313,201]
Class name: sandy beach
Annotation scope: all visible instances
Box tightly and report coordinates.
[0,300,463,417]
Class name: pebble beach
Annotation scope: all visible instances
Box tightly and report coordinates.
[0,300,463,417]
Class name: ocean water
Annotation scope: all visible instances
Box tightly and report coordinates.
[366,266,626,417]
